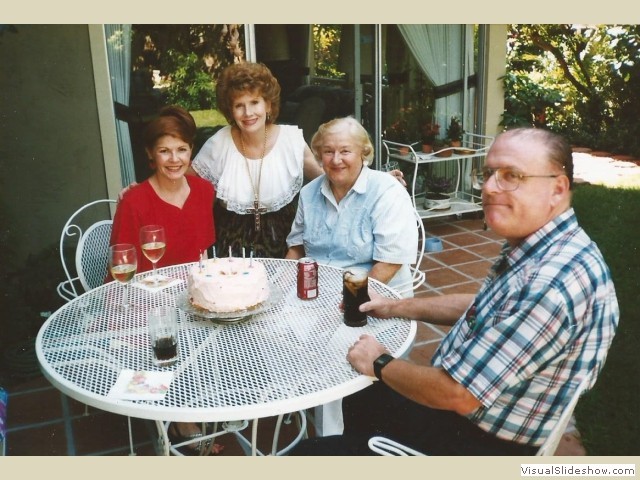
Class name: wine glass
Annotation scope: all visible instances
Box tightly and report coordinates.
[109,243,137,311]
[140,225,166,285]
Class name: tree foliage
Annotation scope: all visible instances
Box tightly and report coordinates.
[130,25,242,110]
[313,25,344,79]
[503,24,640,156]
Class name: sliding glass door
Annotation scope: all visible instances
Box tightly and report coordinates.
[103,24,483,183]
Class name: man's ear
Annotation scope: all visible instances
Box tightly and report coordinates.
[551,174,571,207]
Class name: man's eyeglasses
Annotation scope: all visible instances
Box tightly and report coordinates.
[471,167,563,192]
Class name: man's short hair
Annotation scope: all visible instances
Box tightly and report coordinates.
[501,128,574,189]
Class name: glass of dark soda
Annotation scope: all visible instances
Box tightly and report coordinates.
[343,267,370,327]
[148,306,179,367]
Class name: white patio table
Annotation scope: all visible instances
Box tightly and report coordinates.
[36,258,416,455]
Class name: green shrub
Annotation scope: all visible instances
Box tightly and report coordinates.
[164,50,216,111]
[500,71,564,129]
[504,25,640,156]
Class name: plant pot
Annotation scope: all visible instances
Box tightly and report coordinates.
[422,144,433,153]
[449,140,462,148]
[399,146,410,155]
[424,192,451,210]
[455,148,476,155]
[435,148,453,158]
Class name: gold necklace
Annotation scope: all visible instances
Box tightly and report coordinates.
[240,125,268,232]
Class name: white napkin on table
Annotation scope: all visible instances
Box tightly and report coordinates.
[108,369,174,400]
[131,276,183,293]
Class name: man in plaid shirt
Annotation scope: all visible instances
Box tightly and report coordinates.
[291,128,619,455]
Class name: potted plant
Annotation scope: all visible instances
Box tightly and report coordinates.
[420,121,440,153]
[433,138,452,157]
[384,106,420,153]
[446,116,463,148]
[424,175,452,210]
[385,119,413,154]
[385,118,410,144]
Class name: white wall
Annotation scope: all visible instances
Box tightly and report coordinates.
[483,24,508,138]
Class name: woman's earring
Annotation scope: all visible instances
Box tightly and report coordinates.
[267,112,271,122]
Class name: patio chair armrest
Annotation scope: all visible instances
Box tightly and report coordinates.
[368,436,427,456]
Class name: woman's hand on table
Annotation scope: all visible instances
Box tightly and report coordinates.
[347,334,388,377]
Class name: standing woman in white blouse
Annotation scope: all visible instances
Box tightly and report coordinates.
[189,62,323,257]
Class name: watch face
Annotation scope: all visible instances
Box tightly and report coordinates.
[374,354,394,381]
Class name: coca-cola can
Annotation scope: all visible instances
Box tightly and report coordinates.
[297,257,318,300]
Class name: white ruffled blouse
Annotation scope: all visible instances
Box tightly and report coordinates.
[192,125,306,214]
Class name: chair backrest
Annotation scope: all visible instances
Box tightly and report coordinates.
[393,207,427,297]
[76,219,113,292]
[536,373,592,456]
[57,199,116,301]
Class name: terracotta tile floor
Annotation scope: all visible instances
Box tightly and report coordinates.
[2,215,584,455]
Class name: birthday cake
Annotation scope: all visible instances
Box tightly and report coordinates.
[187,258,270,313]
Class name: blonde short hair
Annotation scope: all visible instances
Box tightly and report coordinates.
[310,117,375,166]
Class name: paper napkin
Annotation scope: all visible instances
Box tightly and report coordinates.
[108,369,174,400]
[131,276,183,293]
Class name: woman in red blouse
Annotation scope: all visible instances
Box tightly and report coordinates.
[109,105,215,274]
[109,105,216,455]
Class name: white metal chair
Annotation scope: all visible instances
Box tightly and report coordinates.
[535,373,592,456]
[55,200,142,453]
[57,199,116,301]
[368,435,427,456]
[393,207,426,297]
[368,373,593,456]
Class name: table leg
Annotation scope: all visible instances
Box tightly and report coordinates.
[229,413,308,455]
[155,420,170,456]
[271,411,308,455]
[314,400,344,436]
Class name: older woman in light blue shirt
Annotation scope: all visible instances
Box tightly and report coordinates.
[286,116,418,297]
[285,115,418,437]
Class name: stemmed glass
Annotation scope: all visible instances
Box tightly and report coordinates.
[109,243,137,311]
[140,225,166,285]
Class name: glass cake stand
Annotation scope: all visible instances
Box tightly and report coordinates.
[175,284,283,325]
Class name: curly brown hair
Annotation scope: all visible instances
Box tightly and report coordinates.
[215,62,281,125]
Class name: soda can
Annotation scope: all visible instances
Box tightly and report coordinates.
[343,267,370,327]
[297,257,318,300]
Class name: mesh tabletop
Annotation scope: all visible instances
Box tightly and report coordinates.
[36,259,416,422]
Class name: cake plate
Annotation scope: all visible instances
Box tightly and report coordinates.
[175,284,283,325]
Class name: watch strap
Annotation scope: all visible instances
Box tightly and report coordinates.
[373,353,395,382]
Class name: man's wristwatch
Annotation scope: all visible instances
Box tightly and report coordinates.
[373,353,395,382]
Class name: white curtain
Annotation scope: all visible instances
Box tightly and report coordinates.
[104,24,136,187]
[398,24,476,189]
[397,24,474,134]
